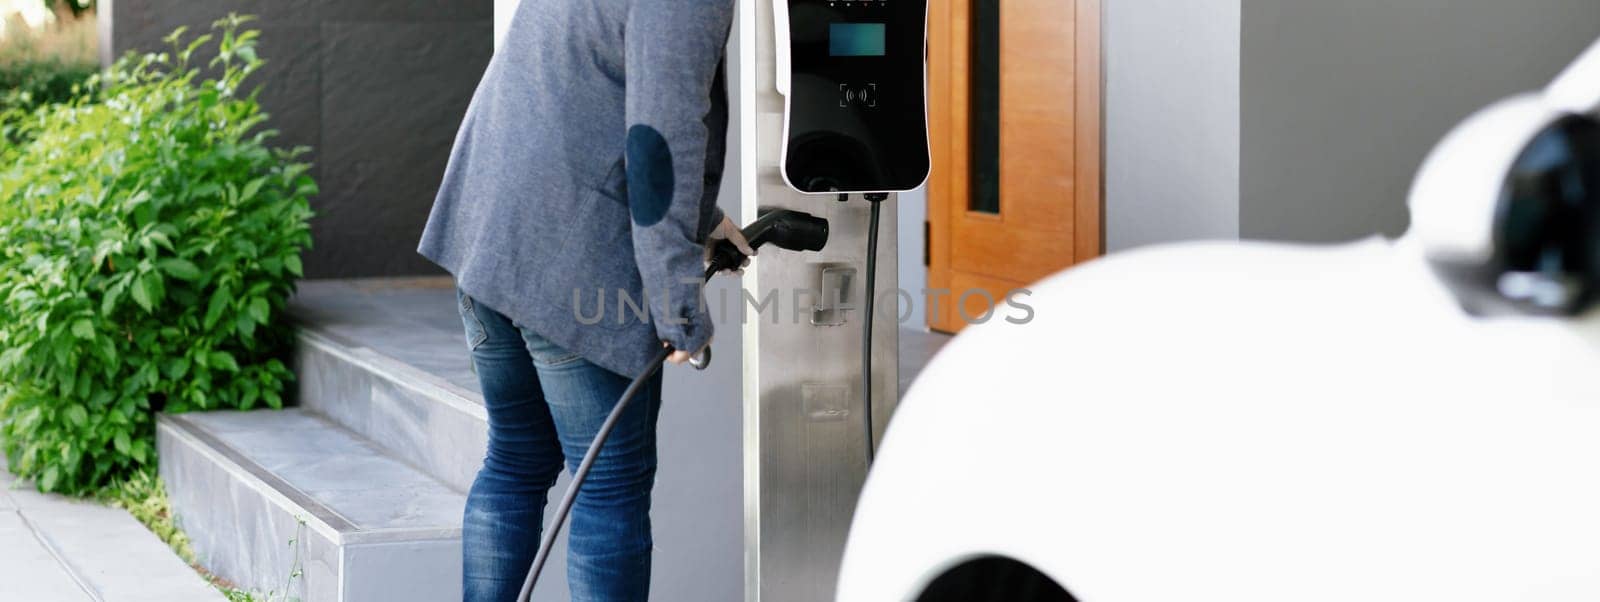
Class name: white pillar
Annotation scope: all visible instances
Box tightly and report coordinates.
[493,0,519,50]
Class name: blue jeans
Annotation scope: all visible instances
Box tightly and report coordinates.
[457,290,662,601]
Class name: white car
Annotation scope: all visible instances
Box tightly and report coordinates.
[838,39,1600,602]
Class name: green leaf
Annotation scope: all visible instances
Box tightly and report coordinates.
[88,389,114,410]
[263,388,282,409]
[64,405,87,427]
[142,271,165,311]
[240,380,260,409]
[162,25,188,45]
[131,273,155,313]
[235,314,256,339]
[101,279,127,315]
[113,431,131,455]
[157,258,202,281]
[204,284,232,330]
[193,182,223,199]
[209,350,239,372]
[145,230,174,251]
[58,367,77,399]
[240,176,265,203]
[248,297,270,324]
[97,338,118,368]
[162,357,190,380]
[70,319,94,340]
[0,347,24,372]
[260,256,283,276]
[41,466,59,492]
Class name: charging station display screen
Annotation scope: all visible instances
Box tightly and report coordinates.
[829,23,886,57]
[783,0,930,193]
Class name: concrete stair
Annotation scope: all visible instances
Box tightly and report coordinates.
[157,278,505,602]
[154,275,934,598]
[292,315,487,493]
[158,410,463,602]
[156,277,943,601]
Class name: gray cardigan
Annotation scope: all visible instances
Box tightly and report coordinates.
[418,0,733,377]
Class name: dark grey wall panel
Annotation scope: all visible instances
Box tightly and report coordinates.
[317,21,491,277]
[1240,0,1600,244]
[107,0,492,277]
[322,0,492,22]
[247,24,324,182]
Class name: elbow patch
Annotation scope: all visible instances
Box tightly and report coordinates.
[626,125,674,226]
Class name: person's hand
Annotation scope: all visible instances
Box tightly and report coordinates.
[665,339,710,365]
[705,215,756,274]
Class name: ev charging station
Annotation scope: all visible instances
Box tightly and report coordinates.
[738,0,928,599]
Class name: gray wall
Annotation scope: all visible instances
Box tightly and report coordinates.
[897,187,928,328]
[1240,0,1600,243]
[105,0,493,278]
[1104,0,1242,252]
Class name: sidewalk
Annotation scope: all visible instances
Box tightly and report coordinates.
[0,457,222,602]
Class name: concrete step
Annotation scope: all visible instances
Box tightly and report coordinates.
[277,277,741,601]
[157,409,464,602]
[290,278,488,492]
[285,278,593,600]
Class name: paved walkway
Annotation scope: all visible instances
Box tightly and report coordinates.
[0,457,221,602]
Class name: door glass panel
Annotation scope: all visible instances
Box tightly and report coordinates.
[968,0,1001,214]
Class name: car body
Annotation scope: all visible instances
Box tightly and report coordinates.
[839,237,1600,601]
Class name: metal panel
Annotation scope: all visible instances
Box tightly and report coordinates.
[740,1,901,599]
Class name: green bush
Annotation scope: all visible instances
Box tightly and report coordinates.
[0,58,98,116]
[0,15,315,495]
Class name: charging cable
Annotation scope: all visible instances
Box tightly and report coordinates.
[516,344,671,601]
[515,210,829,602]
[861,193,887,464]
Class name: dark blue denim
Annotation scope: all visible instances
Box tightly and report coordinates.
[457,289,662,602]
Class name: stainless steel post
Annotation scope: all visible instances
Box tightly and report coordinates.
[736,2,901,600]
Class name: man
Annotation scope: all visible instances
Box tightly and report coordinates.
[417,0,751,599]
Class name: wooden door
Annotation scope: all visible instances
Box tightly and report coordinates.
[926,0,1102,333]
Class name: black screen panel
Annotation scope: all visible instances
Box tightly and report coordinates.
[783,0,931,194]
